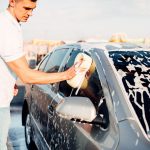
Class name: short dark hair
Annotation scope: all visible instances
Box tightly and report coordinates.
[9,0,37,8]
[30,0,37,2]
[15,0,37,2]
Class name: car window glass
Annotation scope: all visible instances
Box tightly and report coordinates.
[58,49,82,96]
[38,55,50,71]
[65,49,81,69]
[59,50,103,104]
[44,49,68,73]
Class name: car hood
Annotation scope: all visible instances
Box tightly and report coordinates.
[118,119,150,150]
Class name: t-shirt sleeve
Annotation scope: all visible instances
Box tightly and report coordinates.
[0,26,25,62]
[3,50,25,62]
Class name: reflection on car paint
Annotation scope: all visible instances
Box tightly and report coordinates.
[109,51,150,135]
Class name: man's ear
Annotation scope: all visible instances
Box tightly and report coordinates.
[9,0,16,7]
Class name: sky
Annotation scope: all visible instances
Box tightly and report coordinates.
[0,0,150,41]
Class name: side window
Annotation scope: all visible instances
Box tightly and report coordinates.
[58,49,82,96]
[58,49,104,106]
[38,55,50,71]
[44,49,68,73]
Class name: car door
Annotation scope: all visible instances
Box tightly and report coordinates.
[30,48,72,149]
[46,48,119,150]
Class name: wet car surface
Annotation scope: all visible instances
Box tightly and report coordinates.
[22,42,150,150]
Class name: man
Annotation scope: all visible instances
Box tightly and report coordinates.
[0,0,81,149]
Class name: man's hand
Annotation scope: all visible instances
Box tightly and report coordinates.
[65,65,77,80]
[65,60,84,80]
[14,84,19,96]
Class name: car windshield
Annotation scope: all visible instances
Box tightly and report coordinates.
[108,50,150,135]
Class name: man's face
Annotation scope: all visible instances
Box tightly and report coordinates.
[10,0,36,22]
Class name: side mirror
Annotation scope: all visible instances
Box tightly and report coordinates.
[56,97,96,122]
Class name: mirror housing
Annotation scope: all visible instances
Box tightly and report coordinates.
[56,97,96,122]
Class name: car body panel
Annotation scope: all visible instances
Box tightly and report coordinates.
[118,119,150,150]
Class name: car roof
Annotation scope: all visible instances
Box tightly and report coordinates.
[53,42,145,53]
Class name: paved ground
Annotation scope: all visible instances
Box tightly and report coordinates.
[7,106,27,150]
[7,80,28,150]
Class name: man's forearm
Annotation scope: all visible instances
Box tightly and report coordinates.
[7,56,76,84]
[20,69,69,84]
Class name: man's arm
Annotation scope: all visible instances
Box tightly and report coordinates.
[7,56,76,84]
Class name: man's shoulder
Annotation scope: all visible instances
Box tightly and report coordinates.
[0,10,7,21]
[0,11,11,29]
[0,11,18,36]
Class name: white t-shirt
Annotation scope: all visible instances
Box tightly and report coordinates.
[0,10,25,107]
